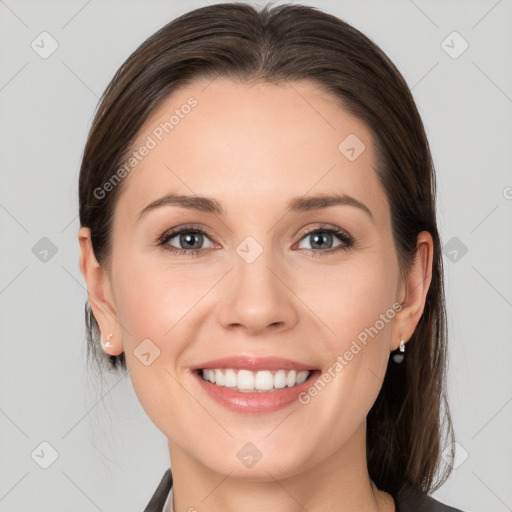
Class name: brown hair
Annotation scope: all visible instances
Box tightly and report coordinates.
[79,2,454,497]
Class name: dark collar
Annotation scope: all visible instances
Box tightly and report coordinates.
[143,468,173,512]
[394,481,464,511]
[143,469,463,512]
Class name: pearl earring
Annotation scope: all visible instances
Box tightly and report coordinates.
[104,334,113,348]
[392,336,406,364]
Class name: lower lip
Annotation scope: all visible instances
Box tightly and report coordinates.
[192,370,321,414]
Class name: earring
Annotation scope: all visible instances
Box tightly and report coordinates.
[392,336,406,364]
[104,334,113,348]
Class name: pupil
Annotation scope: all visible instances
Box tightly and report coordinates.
[311,232,332,249]
[181,232,202,249]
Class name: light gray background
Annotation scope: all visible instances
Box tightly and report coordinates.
[0,0,511,511]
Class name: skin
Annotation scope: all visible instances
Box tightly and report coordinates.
[79,78,433,512]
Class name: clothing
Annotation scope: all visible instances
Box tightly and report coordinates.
[143,468,464,512]
[162,484,173,512]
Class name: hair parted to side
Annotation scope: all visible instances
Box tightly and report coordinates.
[78,1,454,496]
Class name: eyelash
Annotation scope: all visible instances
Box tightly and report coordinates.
[157,223,355,258]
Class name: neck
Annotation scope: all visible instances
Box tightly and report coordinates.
[167,423,394,512]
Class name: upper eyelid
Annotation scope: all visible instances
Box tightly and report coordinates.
[161,224,218,244]
[294,226,354,248]
[299,224,351,238]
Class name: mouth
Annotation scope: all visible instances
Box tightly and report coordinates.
[194,368,315,393]
[191,367,322,414]
[189,355,321,413]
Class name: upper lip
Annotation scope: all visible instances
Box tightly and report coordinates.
[191,356,317,372]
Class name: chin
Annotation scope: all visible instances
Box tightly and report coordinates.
[194,441,316,481]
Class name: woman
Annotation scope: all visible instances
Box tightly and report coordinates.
[78,3,464,511]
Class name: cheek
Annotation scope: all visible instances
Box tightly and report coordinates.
[108,255,186,412]
[297,252,396,415]
[111,250,215,347]
[109,252,229,427]
[295,249,397,350]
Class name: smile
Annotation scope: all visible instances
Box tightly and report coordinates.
[200,368,311,392]
[192,368,321,414]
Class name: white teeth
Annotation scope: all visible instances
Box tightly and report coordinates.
[296,370,309,385]
[200,368,311,392]
[254,370,274,390]
[224,369,238,388]
[215,369,225,386]
[237,369,255,390]
[273,370,287,389]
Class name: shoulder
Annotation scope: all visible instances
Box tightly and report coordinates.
[143,468,173,512]
[395,482,465,512]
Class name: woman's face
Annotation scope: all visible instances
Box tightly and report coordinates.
[84,78,416,479]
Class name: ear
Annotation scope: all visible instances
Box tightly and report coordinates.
[78,226,123,356]
[391,231,434,351]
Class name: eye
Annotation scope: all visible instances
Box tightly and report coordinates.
[295,225,354,256]
[158,225,217,257]
[158,223,354,258]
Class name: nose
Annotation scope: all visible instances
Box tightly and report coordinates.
[217,248,299,337]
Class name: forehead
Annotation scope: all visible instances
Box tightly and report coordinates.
[116,78,388,223]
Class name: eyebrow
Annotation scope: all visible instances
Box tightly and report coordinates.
[137,192,374,222]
